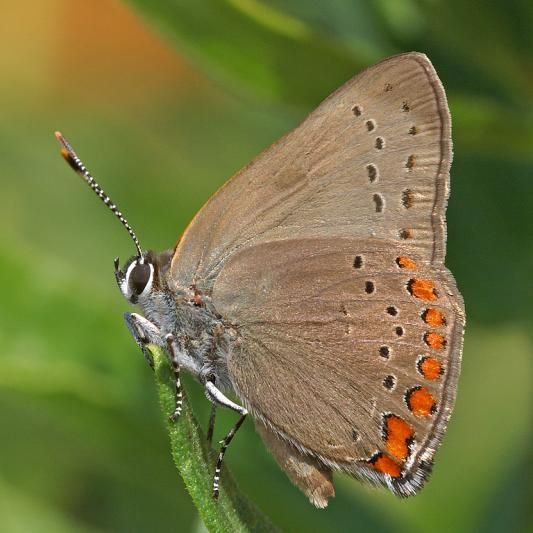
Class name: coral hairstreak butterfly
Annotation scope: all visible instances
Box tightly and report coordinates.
[56,52,464,507]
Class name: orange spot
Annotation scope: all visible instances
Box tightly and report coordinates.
[369,453,401,477]
[419,357,443,380]
[397,256,417,269]
[384,415,414,461]
[423,308,446,326]
[425,332,446,350]
[408,278,437,300]
[407,387,436,417]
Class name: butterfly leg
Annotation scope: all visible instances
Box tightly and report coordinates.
[204,381,248,499]
[206,404,217,446]
[124,314,187,422]
[164,333,183,422]
[123,312,163,369]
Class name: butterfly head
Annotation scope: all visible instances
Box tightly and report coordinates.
[55,131,162,304]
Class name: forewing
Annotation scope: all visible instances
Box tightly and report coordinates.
[212,237,464,495]
[170,52,451,291]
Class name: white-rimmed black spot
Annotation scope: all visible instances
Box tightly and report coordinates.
[366,119,376,132]
[373,193,384,213]
[353,255,363,269]
[379,346,390,359]
[383,375,396,390]
[367,164,378,183]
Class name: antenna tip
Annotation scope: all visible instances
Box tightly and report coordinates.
[55,131,70,151]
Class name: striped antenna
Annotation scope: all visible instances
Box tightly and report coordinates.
[55,132,144,259]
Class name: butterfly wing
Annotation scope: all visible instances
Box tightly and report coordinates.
[211,236,464,495]
[170,52,451,290]
[169,53,464,496]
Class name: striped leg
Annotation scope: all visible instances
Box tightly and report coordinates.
[165,334,183,422]
[205,381,247,499]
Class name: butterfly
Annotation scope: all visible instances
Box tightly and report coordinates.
[57,52,464,507]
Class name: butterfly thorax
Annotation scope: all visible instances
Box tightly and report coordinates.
[141,280,238,391]
[116,249,238,391]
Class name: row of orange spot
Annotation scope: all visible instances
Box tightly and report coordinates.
[369,256,447,477]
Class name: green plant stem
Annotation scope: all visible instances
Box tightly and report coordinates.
[148,344,278,533]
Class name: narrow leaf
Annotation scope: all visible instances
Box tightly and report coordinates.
[149,344,278,533]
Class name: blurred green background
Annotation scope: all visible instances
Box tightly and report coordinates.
[0,1,531,531]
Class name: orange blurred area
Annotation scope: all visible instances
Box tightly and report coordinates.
[0,0,203,110]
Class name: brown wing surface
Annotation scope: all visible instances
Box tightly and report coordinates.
[170,52,452,292]
[212,237,464,494]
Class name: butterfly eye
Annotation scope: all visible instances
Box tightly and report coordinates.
[128,262,152,296]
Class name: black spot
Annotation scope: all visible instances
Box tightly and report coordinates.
[416,356,425,375]
[352,429,360,441]
[409,126,417,135]
[379,346,390,359]
[387,306,398,316]
[395,326,404,337]
[353,255,363,268]
[373,193,384,213]
[399,229,412,240]
[367,451,382,465]
[352,105,362,116]
[402,101,410,112]
[383,375,396,390]
[365,281,375,294]
[375,137,384,150]
[366,120,375,132]
[381,413,391,440]
[406,279,415,296]
[402,189,414,208]
[366,164,378,183]
[406,155,416,170]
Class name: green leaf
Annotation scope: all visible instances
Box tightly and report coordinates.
[126,0,370,109]
[149,344,278,533]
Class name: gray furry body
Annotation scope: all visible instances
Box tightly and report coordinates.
[137,282,236,392]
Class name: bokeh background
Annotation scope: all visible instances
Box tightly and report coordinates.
[0,1,531,532]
